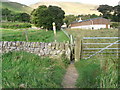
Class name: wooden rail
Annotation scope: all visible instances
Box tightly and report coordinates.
[82,37,120,60]
[83,37,120,39]
[83,43,120,45]
[84,48,120,50]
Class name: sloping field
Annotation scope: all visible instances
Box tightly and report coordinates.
[1,2,32,13]
[30,1,100,15]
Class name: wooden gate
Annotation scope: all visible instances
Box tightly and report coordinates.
[61,29,120,61]
[81,37,120,60]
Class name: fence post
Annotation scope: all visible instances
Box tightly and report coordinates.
[70,35,74,62]
[75,37,81,61]
[80,40,83,59]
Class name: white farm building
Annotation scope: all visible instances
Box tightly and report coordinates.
[70,17,110,30]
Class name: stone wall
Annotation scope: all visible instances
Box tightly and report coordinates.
[0,41,71,58]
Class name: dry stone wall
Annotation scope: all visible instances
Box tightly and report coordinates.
[0,41,71,58]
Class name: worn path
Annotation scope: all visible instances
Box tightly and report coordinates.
[62,64,78,88]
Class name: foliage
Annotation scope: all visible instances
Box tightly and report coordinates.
[1,8,12,21]
[112,5,120,22]
[110,22,119,28]
[1,29,69,42]
[31,5,65,30]
[13,13,30,22]
[1,8,30,22]
[77,14,99,20]
[97,5,113,19]
[1,22,31,29]
[2,51,69,88]
[97,5,113,15]
[64,15,77,27]
[97,5,120,22]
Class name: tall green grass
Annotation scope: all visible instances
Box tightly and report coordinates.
[100,56,118,88]
[2,51,69,88]
[75,58,100,88]
[75,55,119,88]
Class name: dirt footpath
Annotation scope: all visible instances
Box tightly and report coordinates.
[62,64,79,88]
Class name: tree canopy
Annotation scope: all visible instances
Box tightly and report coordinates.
[31,5,65,30]
[64,15,77,27]
[1,8,30,22]
[15,13,30,22]
[97,5,120,22]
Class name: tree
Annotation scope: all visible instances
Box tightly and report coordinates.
[31,5,65,30]
[64,15,77,27]
[90,14,99,18]
[112,5,120,22]
[15,13,30,22]
[2,8,12,21]
[97,5,113,19]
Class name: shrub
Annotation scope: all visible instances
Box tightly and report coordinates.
[110,23,119,28]
[1,22,31,29]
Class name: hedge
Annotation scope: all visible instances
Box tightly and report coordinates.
[1,22,32,29]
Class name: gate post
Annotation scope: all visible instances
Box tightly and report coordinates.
[75,37,81,61]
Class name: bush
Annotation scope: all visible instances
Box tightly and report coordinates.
[110,22,119,28]
[1,22,31,29]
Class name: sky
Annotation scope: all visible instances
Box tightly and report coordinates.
[3,0,120,6]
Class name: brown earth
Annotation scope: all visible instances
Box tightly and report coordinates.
[62,64,78,88]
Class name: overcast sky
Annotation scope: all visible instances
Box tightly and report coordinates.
[3,0,120,6]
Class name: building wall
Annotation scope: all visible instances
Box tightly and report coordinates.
[70,18,110,29]
[71,24,110,29]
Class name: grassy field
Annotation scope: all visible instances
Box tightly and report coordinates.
[1,29,69,42]
[1,28,119,88]
[1,22,32,29]
[2,51,69,88]
[66,28,118,38]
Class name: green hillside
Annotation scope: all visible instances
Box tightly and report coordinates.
[1,2,33,14]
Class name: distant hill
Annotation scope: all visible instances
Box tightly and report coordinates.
[118,1,120,5]
[1,2,33,14]
[30,1,100,15]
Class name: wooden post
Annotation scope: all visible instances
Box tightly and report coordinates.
[52,22,56,42]
[75,37,81,61]
[70,35,73,45]
[70,35,74,62]
[80,40,83,59]
[25,30,28,42]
